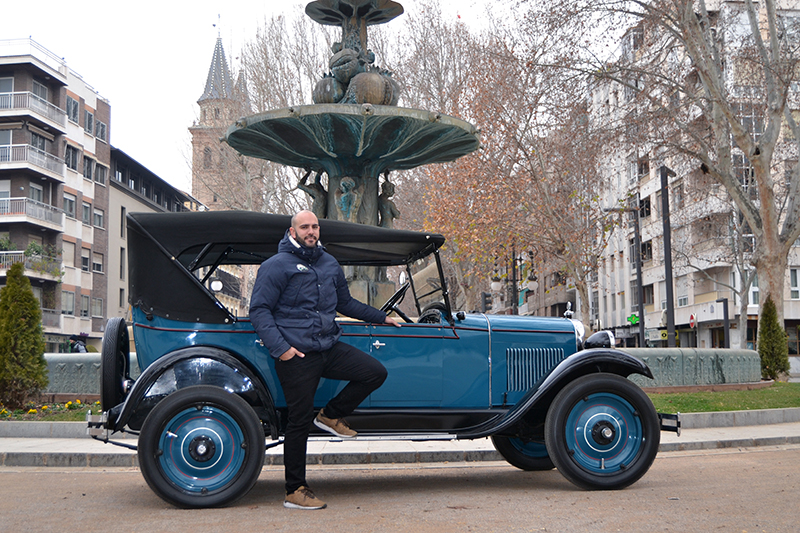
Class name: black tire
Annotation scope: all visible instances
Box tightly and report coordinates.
[101,317,130,411]
[491,435,555,471]
[544,373,660,490]
[138,385,266,508]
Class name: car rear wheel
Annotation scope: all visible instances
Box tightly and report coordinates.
[491,435,554,471]
[138,385,266,508]
[544,373,660,490]
[100,317,130,411]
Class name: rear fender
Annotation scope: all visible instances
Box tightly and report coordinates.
[459,348,652,439]
[108,346,277,439]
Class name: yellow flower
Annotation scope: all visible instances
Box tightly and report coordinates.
[27,409,37,414]
[42,406,49,410]
[66,401,72,406]
[76,399,82,405]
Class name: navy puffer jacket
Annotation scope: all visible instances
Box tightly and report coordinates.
[249,231,386,358]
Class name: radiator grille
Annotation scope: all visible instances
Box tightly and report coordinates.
[506,347,566,391]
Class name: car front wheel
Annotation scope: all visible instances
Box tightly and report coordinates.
[544,373,660,490]
[138,385,266,508]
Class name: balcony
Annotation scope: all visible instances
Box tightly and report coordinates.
[0,145,65,180]
[0,251,63,281]
[41,308,61,329]
[0,92,67,131]
[0,197,63,230]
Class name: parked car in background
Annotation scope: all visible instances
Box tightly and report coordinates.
[88,211,678,508]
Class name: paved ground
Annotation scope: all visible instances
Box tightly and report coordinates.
[1,408,800,468]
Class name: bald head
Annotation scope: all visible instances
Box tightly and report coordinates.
[289,210,320,248]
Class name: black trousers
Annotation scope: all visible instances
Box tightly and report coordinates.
[274,341,387,493]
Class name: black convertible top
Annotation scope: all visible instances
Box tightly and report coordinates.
[126,211,445,323]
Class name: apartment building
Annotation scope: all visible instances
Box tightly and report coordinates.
[0,38,199,352]
[0,38,110,352]
[588,3,800,359]
[107,147,202,324]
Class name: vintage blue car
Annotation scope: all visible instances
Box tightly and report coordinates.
[88,210,678,508]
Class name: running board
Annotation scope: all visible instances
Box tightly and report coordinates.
[308,433,460,442]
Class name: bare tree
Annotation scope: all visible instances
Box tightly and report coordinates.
[528,0,800,333]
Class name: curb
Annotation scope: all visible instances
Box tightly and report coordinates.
[4,408,800,439]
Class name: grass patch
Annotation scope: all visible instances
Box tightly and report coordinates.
[648,381,800,413]
[0,399,98,422]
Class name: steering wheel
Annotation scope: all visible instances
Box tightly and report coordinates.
[380,282,413,323]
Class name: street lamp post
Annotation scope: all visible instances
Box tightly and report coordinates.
[605,206,646,348]
[660,165,677,347]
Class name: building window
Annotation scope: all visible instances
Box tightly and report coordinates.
[677,296,688,307]
[733,153,758,200]
[119,288,126,308]
[637,156,650,181]
[29,183,43,203]
[80,294,90,317]
[115,164,125,183]
[641,240,653,262]
[96,120,107,143]
[82,202,91,225]
[640,196,651,218]
[66,96,79,123]
[83,157,94,181]
[93,208,104,228]
[120,247,126,280]
[62,291,75,315]
[30,132,48,151]
[65,145,79,171]
[791,269,799,300]
[64,193,76,218]
[92,253,104,273]
[81,248,90,272]
[120,207,126,238]
[750,272,760,305]
[672,181,684,211]
[734,102,765,142]
[95,165,106,185]
[92,297,103,318]
[84,110,94,135]
[204,147,212,168]
[630,282,639,312]
[643,284,655,305]
[32,80,48,101]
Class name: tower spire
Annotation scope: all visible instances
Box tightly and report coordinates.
[198,35,233,102]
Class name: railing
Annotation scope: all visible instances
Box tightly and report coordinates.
[0,197,63,226]
[0,91,67,127]
[0,144,65,176]
[0,251,62,278]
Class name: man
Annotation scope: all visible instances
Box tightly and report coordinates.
[250,210,398,510]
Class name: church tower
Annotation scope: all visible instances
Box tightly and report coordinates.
[189,37,250,209]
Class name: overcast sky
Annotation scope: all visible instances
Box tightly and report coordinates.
[1,1,488,192]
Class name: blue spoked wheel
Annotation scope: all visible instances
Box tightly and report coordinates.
[138,386,265,508]
[545,374,660,490]
[491,435,554,471]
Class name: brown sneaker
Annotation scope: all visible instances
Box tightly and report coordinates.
[284,486,327,510]
[314,408,357,438]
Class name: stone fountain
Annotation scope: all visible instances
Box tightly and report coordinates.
[225,0,479,304]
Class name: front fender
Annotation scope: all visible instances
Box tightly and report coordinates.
[458,348,652,439]
[108,346,277,439]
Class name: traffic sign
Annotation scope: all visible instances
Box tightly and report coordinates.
[689,314,696,328]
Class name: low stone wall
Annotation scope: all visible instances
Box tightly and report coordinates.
[43,353,141,396]
[621,348,762,388]
[42,349,762,396]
